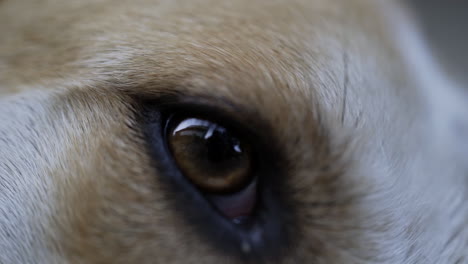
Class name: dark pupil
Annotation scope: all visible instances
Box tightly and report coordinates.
[204,127,241,163]
[183,124,244,173]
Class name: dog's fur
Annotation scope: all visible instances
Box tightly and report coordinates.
[0,0,467,263]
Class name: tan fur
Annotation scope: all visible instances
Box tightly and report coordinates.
[0,0,467,263]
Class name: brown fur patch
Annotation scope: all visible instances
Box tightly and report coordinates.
[1,0,467,263]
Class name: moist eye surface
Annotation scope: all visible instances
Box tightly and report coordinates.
[168,117,254,194]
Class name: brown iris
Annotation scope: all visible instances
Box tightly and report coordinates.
[168,117,253,193]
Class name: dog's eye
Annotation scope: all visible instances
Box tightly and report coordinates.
[140,102,289,256]
[166,116,258,223]
[168,117,253,193]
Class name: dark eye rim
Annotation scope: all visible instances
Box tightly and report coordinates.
[136,94,298,261]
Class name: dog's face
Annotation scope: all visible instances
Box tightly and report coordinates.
[1,0,467,263]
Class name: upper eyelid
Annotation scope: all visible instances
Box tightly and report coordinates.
[135,93,262,135]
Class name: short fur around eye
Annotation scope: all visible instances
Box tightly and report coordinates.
[1,0,468,263]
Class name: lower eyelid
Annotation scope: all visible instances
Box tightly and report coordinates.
[208,179,258,223]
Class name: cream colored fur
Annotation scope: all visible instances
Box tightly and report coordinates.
[0,0,467,263]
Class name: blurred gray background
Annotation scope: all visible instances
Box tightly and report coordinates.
[407,0,467,85]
